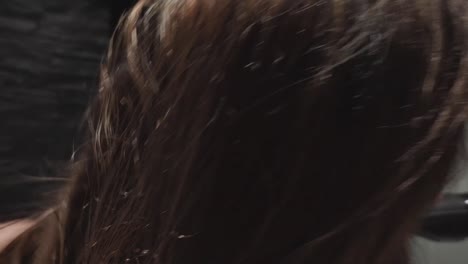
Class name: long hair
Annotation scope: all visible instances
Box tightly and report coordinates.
[3,0,468,263]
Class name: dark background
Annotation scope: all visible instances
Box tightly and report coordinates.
[0,0,134,222]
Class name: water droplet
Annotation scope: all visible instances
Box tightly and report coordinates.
[178,234,195,239]
[256,41,265,47]
[296,29,306,34]
[352,106,365,111]
[273,56,285,65]
[210,74,221,83]
[244,62,261,71]
[120,97,129,105]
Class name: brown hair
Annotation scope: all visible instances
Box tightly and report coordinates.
[3,0,468,263]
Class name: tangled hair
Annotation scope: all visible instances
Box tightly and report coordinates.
[3,0,468,263]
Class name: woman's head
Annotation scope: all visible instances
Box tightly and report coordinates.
[5,0,468,263]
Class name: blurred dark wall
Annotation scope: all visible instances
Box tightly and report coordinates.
[0,0,110,221]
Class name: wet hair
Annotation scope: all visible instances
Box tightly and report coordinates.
[3,0,468,263]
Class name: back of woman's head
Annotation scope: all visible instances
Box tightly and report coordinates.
[4,0,468,263]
